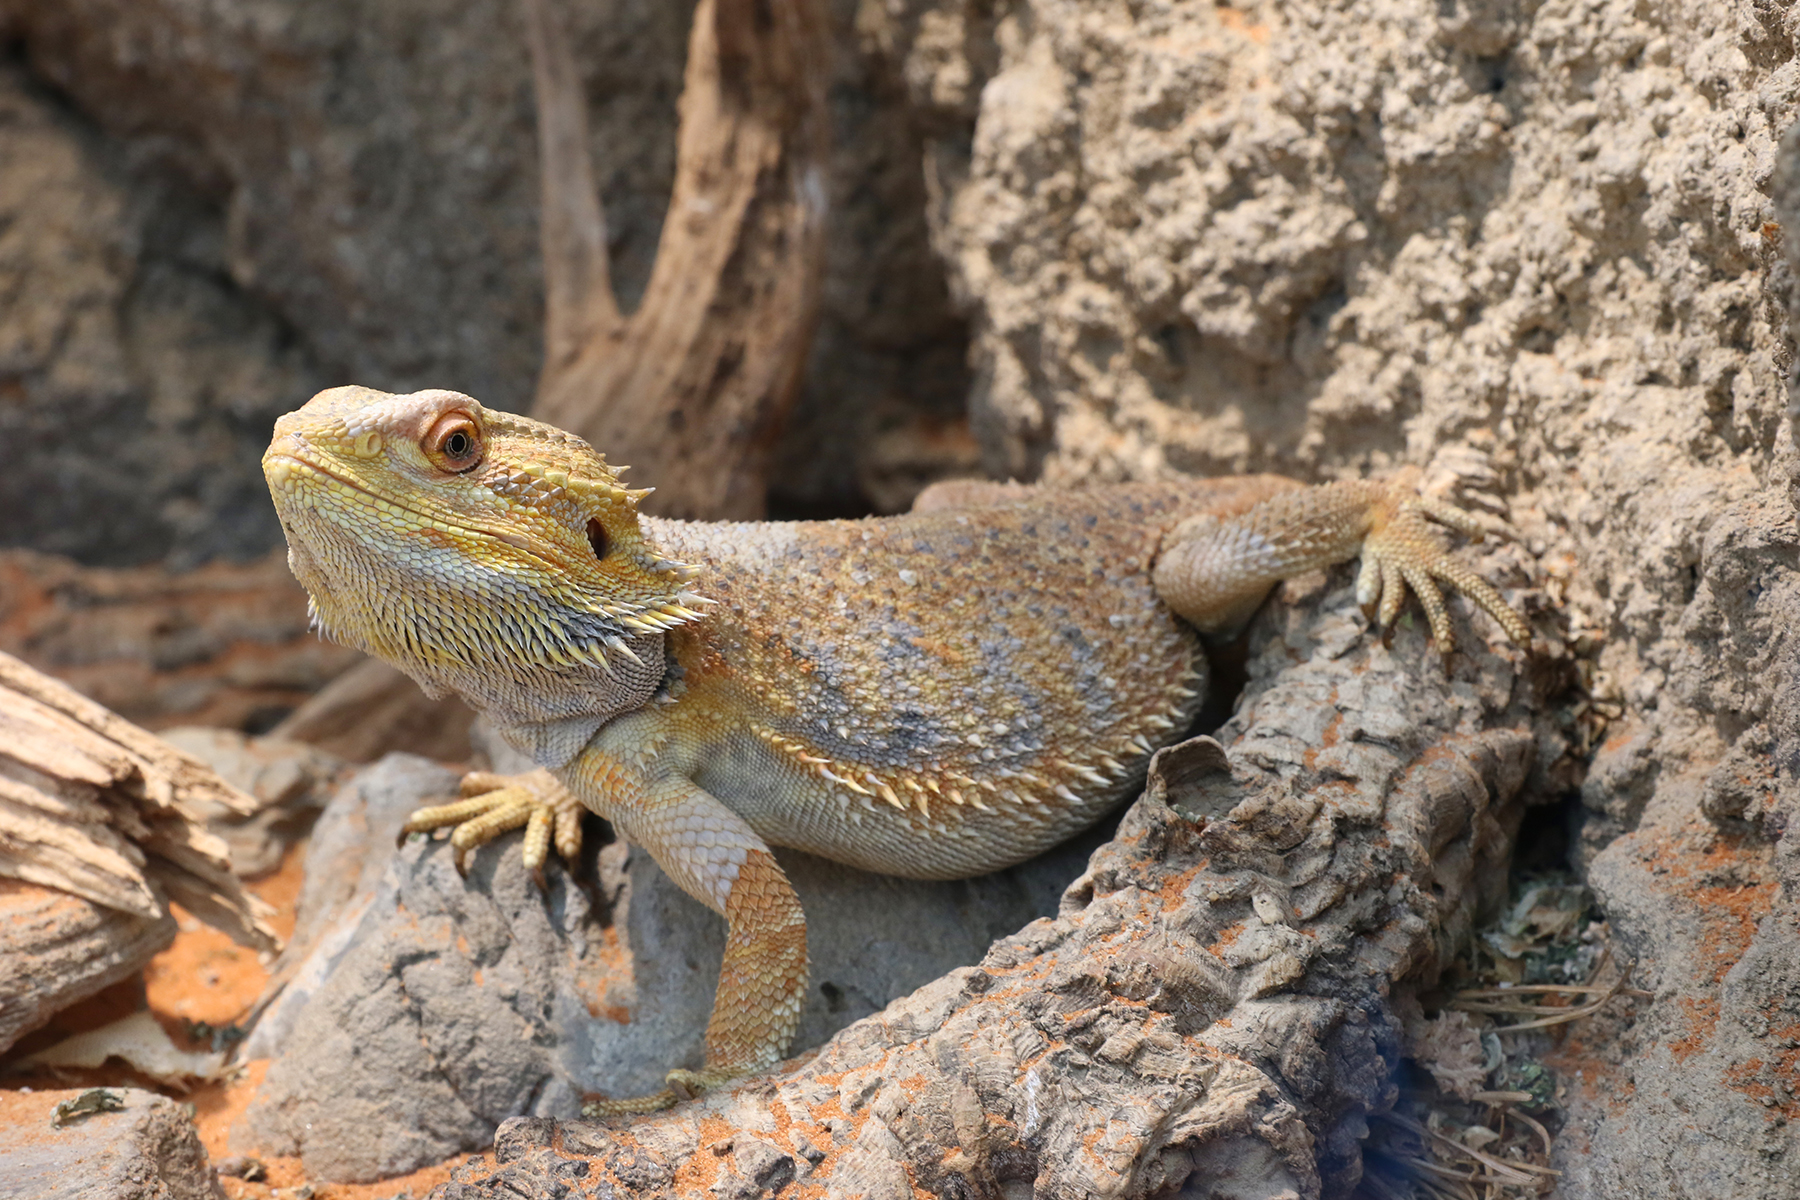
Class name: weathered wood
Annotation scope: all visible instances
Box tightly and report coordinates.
[0,881,174,1056]
[525,0,831,520]
[269,658,474,764]
[0,650,280,957]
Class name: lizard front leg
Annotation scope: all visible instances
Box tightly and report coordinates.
[1154,469,1531,652]
[561,750,808,1115]
[401,768,586,879]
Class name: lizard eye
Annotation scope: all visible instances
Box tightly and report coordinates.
[424,413,484,473]
[586,518,609,560]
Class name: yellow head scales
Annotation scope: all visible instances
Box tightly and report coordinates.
[263,387,703,733]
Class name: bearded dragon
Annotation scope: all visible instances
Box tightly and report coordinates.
[263,385,1530,1113]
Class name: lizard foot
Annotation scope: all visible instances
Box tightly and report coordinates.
[581,1066,752,1117]
[400,768,584,880]
[1357,485,1532,655]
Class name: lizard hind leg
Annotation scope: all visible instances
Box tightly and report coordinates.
[1153,475,1530,655]
[580,778,808,1116]
[400,768,586,879]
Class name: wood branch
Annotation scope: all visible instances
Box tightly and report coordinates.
[0,650,281,955]
[268,657,474,763]
[432,570,1564,1199]
[523,0,616,367]
[527,0,831,520]
[0,881,176,1056]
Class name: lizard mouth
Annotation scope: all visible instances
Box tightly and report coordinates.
[265,450,467,537]
[265,450,542,556]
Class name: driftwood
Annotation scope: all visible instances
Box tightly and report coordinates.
[431,564,1559,1200]
[524,0,831,520]
[0,650,280,953]
[0,882,175,1056]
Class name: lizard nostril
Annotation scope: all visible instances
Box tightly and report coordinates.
[586,518,609,561]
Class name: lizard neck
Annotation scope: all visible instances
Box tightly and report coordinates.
[287,533,670,769]
[461,629,668,768]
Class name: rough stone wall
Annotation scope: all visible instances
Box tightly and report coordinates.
[0,65,320,566]
[859,0,1800,1193]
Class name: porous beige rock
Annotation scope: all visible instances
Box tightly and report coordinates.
[857,2,1799,1191]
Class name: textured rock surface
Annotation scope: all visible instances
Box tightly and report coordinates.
[1543,113,1800,1200]
[238,753,464,1066]
[427,571,1551,1199]
[238,752,1092,1183]
[0,1086,224,1200]
[857,2,1800,1194]
[0,63,320,567]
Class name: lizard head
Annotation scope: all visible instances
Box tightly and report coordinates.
[263,386,701,760]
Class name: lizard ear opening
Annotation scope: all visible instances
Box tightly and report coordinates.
[586,517,610,561]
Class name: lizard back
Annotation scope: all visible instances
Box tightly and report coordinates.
[638,480,1275,878]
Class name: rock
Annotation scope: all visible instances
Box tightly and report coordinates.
[1548,119,1800,1183]
[240,753,465,1062]
[158,726,348,877]
[0,61,320,569]
[0,881,175,1056]
[1556,793,1800,1195]
[236,753,1091,1183]
[1777,117,1800,448]
[0,1086,224,1200]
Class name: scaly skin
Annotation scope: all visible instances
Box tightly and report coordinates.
[263,386,1530,1113]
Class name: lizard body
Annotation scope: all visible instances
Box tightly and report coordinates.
[264,386,1529,1111]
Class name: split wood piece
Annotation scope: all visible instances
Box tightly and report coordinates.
[0,650,281,957]
[433,588,1558,1200]
[0,881,175,1056]
[524,0,831,520]
[0,546,358,734]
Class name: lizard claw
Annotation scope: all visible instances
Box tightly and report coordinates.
[400,768,586,880]
[579,1065,753,1117]
[1356,489,1531,656]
